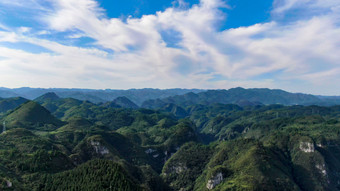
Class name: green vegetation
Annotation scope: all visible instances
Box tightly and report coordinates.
[102,96,139,109]
[162,142,213,191]
[2,101,64,131]
[38,159,143,191]
[0,97,28,114]
[0,91,339,190]
[141,87,338,108]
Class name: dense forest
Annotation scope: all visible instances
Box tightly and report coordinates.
[0,88,339,190]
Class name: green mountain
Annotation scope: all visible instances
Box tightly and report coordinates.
[0,94,339,190]
[113,96,139,108]
[38,159,143,191]
[102,96,139,109]
[2,101,64,131]
[101,101,122,108]
[162,103,188,118]
[34,92,60,102]
[2,87,340,106]
[35,93,88,119]
[0,128,74,190]
[142,87,326,108]
[0,97,28,114]
[162,114,340,190]
[0,89,19,98]
[1,87,204,104]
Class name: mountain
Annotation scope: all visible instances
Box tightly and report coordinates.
[102,96,139,109]
[142,87,327,108]
[53,88,205,105]
[0,127,74,190]
[317,95,340,105]
[0,87,205,104]
[56,92,106,104]
[35,94,89,119]
[1,87,339,106]
[161,105,340,191]
[162,103,188,118]
[2,101,64,130]
[0,93,339,190]
[35,92,60,102]
[0,89,19,98]
[0,97,28,113]
[100,101,121,108]
[39,159,143,191]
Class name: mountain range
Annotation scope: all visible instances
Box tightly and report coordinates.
[0,87,339,190]
[0,87,339,107]
[0,87,204,105]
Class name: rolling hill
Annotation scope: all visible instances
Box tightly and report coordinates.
[0,91,339,190]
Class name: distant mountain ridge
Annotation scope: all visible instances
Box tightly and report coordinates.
[0,87,339,108]
[0,97,28,113]
[102,96,139,109]
[0,87,204,105]
[142,87,340,108]
[35,92,60,101]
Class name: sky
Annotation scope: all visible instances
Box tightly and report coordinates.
[0,0,339,95]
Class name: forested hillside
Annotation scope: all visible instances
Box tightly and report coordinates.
[142,87,340,108]
[0,88,204,105]
[1,87,340,106]
[0,91,339,190]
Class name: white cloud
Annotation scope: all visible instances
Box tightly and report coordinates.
[0,23,9,31]
[272,0,340,15]
[272,0,310,14]
[0,0,49,11]
[17,27,31,34]
[0,31,19,42]
[36,30,51,35]
[66,33,85,39]
[0,0,339,95]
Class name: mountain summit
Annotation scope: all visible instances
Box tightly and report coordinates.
[35,92,60,102]
[112,96,139,109]
[3,101,63,130]
[102,96,139,109]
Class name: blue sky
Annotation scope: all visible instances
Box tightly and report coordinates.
[0,0,339,95]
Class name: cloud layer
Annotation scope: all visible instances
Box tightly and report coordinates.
[0,0,339,95]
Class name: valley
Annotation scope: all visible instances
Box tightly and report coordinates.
[0,88,339,190]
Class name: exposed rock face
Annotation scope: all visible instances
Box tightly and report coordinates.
[6,180,12,187]
[206,172,223,190]
[163,150,176,163]
[145,148,156,154]
[171,163,188,174]
[299,142,315,153]
[162,163,188,177]
[316,163,327,177]
[90,141,109,155]
[145,148,159,158]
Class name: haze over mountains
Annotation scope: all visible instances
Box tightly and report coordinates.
[0,87,204,105]
[0,87,339,107]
